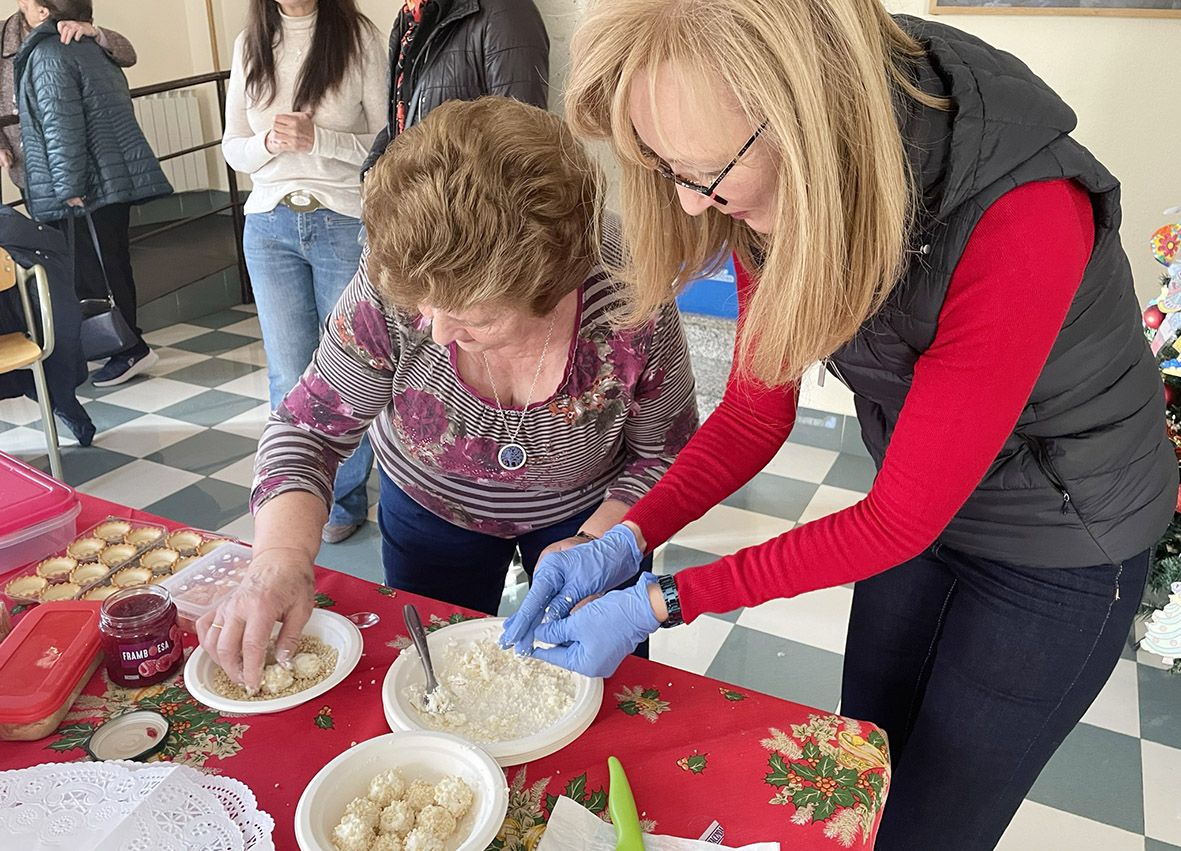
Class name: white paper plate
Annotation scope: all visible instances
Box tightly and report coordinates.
[382,617,603,766]
[294,731,507,851]
[185,609,363,715]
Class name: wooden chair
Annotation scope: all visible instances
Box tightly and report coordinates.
[0,247,62,478]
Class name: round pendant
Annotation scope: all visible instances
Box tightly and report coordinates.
[498,443,527,470]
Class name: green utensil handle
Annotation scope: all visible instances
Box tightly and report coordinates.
[608,756,645,851]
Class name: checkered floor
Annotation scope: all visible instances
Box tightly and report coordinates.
[2,302,1179,849]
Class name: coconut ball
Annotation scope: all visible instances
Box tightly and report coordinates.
[433,775,474,819]
[331,812,375,851]
[291,651,323,679]
[403,779,435,811]
[372,834,404,851]
[344,796,381,832]
[379,799,416,836]
[261,663,294,694]
[415,804,456,839]
[368,768,407,806]
[403,828,445,851]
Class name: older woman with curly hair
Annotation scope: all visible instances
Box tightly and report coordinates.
[197,96,698,695]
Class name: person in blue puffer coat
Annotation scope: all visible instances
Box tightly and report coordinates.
[14,0,171,387]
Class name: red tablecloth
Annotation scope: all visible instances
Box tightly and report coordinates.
[1,496,891,849]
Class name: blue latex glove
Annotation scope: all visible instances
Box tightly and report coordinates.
[500,524,642,655]
[529,573,662,678]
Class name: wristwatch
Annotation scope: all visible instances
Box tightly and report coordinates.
[656,574,683,629]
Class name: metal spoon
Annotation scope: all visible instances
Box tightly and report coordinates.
[347,611,380,629]
[403,604,441,709]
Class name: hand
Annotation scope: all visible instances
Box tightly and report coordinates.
[500,524,643,655]
[530,573,662,678]
[58,20,98,43]
[536,535,590,562]
[66,197,84,207]
[271,111,316,153]
[0,149,12,169]
[194,547,315,695]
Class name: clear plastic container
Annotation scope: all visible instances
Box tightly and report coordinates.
[159,542,252,633]
[0,452,81,575]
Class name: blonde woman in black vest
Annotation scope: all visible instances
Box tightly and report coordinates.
[502,1,1174,847]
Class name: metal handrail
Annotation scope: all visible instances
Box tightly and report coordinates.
[130,70,228,98]
[0,69,250,302]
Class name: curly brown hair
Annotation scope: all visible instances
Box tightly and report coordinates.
[362,97,602,317]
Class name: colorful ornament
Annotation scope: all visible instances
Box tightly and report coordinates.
[1139,582,1181,666]
[1151,223,1181,267]
[1145,304,1166,329]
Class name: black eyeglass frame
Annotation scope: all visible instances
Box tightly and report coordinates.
[645,121,769,207]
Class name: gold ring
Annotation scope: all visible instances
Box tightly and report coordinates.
[209,622,224,630]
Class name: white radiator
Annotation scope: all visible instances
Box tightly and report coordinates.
[133,92,210,193]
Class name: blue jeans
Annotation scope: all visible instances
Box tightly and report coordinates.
[378,471,651,655]
[841,542,1149,849]
[244,205,373,526]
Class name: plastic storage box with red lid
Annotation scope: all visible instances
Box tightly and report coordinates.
[0,600,102,740]
[0,451,81,575]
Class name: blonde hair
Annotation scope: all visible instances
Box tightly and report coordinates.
[363,97,602,316]
[566,0,944,387]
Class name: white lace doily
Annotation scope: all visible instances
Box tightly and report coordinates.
[0,761,274,851]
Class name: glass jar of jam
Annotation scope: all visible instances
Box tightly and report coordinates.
[99,585,183,687]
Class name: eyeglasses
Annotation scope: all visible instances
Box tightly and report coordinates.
[642,121,768,207]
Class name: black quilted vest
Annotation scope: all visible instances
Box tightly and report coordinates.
[828,17,1175,567]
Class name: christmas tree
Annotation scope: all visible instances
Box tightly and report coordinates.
[1139,583,1181,672]
[1141,223,1181,673]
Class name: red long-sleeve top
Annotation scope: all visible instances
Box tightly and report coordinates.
[625,179,1097,622]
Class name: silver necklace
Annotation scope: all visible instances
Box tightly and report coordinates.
[481,316,557,471]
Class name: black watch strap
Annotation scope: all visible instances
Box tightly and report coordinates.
[657,573,683,628]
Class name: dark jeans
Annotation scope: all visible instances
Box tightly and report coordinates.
[51,202,146,355]
[841,542,1149,850]
[378,470,651,656]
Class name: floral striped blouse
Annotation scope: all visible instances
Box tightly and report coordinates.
[251,244,699,538]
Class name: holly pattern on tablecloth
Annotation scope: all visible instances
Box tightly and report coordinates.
[313,705,334,729]
[492,766,553,851]
[761,715,889,847]
[677,752,708,774]
[377,585,397,597]
[314,592,336,608]
[386,612,484,651]
[720,687,748,701]
[48,675,249,768]
[545,772,608,823]
[615,685,670,722]
[491,766,658,850]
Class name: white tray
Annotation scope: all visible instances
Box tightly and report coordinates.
[294,731,507,851]
[185,608,362,715]
[382,617,603,766]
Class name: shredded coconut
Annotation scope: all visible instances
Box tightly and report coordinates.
[406,639,576,742]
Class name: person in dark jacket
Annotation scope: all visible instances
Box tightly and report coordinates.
[15,0,171,387]
[0,204,94,445]
[360,0,548,175]
[501,1,1175,849]
[0,10,136,188]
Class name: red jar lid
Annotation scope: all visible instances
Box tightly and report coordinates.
[0,451,77,541]
[0,601,102,724]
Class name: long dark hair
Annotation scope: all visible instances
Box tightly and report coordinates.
[244,0,374,112]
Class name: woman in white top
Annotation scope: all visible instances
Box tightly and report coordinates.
[223,0,387,544]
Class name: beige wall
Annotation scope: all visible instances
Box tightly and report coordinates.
[889,1,1181,301]
[18,1,1176,300]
